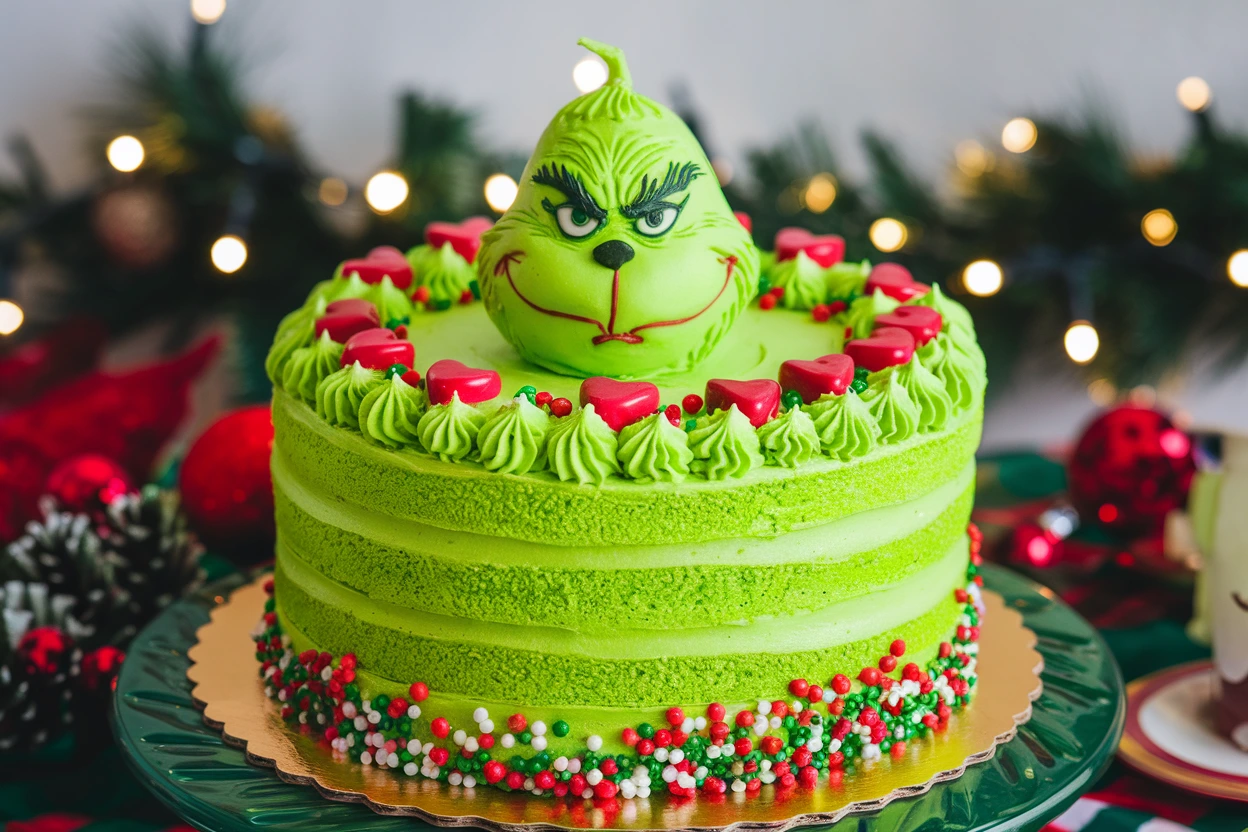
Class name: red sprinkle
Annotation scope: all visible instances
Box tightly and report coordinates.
[939,642,953,659]
[430,718,450,739]
[594,780,618,799]
[569,773,587,794]
[478,733,495,749]
[879,655,898,673]
[534,770,555,790]
[412,286,431,304]
[734,737,753,756]
[799,765,819,789]
[709,721,730,742]
[664,404,682,426]
[707,702,725,721]
[890,639,906,657]
[771,700,788,719]
[828,698,845,716]
[735,710,755,728]
[429,746,449,766]
[549,397,572,417]
[670,729,688,748]
[683,394,704,414]
[902,662,921,681]
[459,289,474,305]
[807,684,824,704]
[759,294,778,310]
[831,673,851,695]
[761,736,783,755]
[340,654,358,671]
[858,667,882,686]
[828,300,848,315]
[811,304,832,323]
[788,678,810,697]
[792,747,812,768]
[535,390,553,407]
[770,286,785,299]
[484,760,505,783]
[408,681,428,702]
[507,713,527,733]
[621,727,639,747]
[891,741,907,759]
[636,738,656,756]
[505,771,524,790]
[654,729,672,747]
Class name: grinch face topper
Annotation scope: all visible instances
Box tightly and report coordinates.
[478,39,758,379]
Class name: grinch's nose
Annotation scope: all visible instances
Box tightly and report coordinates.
[593,240,635,271]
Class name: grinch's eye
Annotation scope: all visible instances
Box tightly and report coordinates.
[635,205,679,237]
[555,204,601,238]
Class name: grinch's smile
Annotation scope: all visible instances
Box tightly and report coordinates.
[494,250,738,346]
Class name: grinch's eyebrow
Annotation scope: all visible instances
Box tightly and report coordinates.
[621,162,701,218]
[531,164,607,220]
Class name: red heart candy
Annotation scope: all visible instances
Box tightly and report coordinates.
[341,327,414,372]
[705,379,782,428]
[315,299,381,343]
[340,246,413,291]
[775,227,846,268]
[425,359,501,406]
[734,211,753,234]
[864,263,928,302]
[874,305,943,345]
[779,354,855,404]
[425,216,494,264]
[579,377,660,433]
[844,327,916,373]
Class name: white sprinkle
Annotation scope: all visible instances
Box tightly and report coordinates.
[472,707,489,724]
[342,702,357,719]
[694,716,707,731]
[478,719,494,734]
[568,757,582,774]
[463,775,477,788]
[448,771,463,786]
[403,761,417,776]
[681,717,695,734]
[423,741,434,754]
[453,730,467,746]
[581,788,594,799]
[721,744,734,757]
[706,745,721,759]
[531,735,548,752]
[677,773,696,789]
[346,734,356,748]
[531,720,548,736]
[321,666,332,681]
[760,771,776,784]
[757,700,772,716]
[669,748,684,764]
[407,738,422,755]
[554,756,569,771]
[407,704,421,719]
[586,769,603,786]
[500,733,515,749]
[277,689,287,702]
[654,747,669,763]
[524,777,536,790]
[361,700,371,713]
[761,760,772,772]
[731,778,747,793]
[792,700,804,713]
[753,720,767,736]
[367,711,381,724]
[387,752,399,768]
[695,766,708,779]
[619,779,636,799]
[662,765,678,783]
[770,715,782,729]
[808,738,824,752]
[822,688,836,703]
[360,751,373,765]
[465,737,480,753]
[353,716,367,732]
[586,734,603,752]
[636,785,651,799]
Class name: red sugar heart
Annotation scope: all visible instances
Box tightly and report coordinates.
[341,327,414,372]
[864,263,928,302]
[779,354,855,404]
[705,379,782,428]
[775,227,846,269]
[579,377,660,433]
[425,216,494,264]
[315,299,381,343]
[340,246,413,291]
[425,359,502,406]
[844,327,916,373]
[734,211,753,234]
[874,305,943,345]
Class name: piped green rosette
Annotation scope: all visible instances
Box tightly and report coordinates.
[324,272,413,324]
[616,413,694,483]
[766,251,827,310]
[546,404,620,485]
[416,392,486,462]
[914,283,975,336]
[862,369,921,444]
[358,374,427,449]
[408,244,475,304]
[806,391,880,461]
[920,336,980,413]
[842,289,901,338]
[266,296,328,385]
[315,362,384,431]
[476,396,552,475]
[756,406,820,467]
[826,259,871,300]
[894,354,953,433]
[281,331,344,403]
[689,405,764,481]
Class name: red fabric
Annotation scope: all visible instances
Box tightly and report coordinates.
[5,814,91,832]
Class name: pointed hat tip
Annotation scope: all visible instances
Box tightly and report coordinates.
[577,38,632,89]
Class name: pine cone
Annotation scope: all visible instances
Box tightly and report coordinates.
[0,582,84,752]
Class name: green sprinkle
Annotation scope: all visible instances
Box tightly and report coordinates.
[850,378,869,394]
[781,390,803,411]
[469,279,481,300]
[384,363,408,380]
[757,274,772,297]
[519,730,533,744]
[552,720,570,738]
[637,723,655,739]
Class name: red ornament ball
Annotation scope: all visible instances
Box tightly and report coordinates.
[79,645,126,693]
[1067,405,1196,537]
[179,405,274,547]
[17,626,73,676]
[44,453,133,513]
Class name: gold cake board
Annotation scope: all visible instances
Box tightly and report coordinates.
[188,578,1043,831]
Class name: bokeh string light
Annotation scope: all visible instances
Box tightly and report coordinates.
[572,57,608,94]
[189,0,226,25]
[802,173,837,214]
[210,235,247,274]
[1176,76,1212,112]
[106,135,145,172]
[1064,321,1100,364]
[364,171,409,214]
[868,218,907,253]
[0,300,24,336]
[483,173,518,213]
[1001,118,1037,153]
[962,260,1003,297]
[1227,250,1248,288]
[1141,208,1177,246]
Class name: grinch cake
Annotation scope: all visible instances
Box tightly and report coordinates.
[256,38,987,801]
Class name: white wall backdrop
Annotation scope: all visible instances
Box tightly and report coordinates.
[3,0,1248,446]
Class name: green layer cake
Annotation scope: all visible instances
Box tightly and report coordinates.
[255,38,987,801]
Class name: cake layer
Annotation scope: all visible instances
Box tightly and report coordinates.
[275,453,974,630]
[272,390,982,547]
[274,534,966,710]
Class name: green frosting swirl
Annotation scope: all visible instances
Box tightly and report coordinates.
[315,362,384,431]
[924,334,980,412]
[913,283,975,336]
[688,405,764,481]
[266,296,327,384]
[323,272,371,303]
[281,331,344,403]
[806,391,880,462]
[862,370,921,444]
[842,289,901,338]
[826,259,871,299]
[756,406,820,468]
[364,275,415,324]
[546,404,620,485]
[948,325,987,375]
[416,392,486,462]
[894,354,953,433]
[358,374,427,449]
[616,413,694,483]
[476,397,552,475]
[766,251,827,310]
[408,244,475,303]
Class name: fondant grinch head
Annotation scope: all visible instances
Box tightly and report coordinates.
[478,39,758,379]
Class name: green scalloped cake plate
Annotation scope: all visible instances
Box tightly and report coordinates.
[111,565,1124,831]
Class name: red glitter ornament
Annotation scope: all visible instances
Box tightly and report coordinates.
[79,645,125,693]
[17,626,72,676]
[1067,404,1196,538]
[179,405,274,549]
[44,453,134,513]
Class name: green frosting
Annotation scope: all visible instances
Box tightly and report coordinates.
[843,289,901,338]
[408,244,475,303]
[913,283,975,336]
[806,391,881,461]
[826,259,871,299]
[756,406,820,467]
[766,251,827,310]
[315,362,384,431]
[416,392,485,462]
[689,405,764,481]
[616,413,694,483]
[862,370,921,444]
[894,354,953,433]
[266,297,327,385]
[323,271,371,304]
[365,275,415,324]
[476,397,552,475]
[923,335,979,413]
[358,374,427,449]
[546,404,620,485]
[281,331,344,403]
